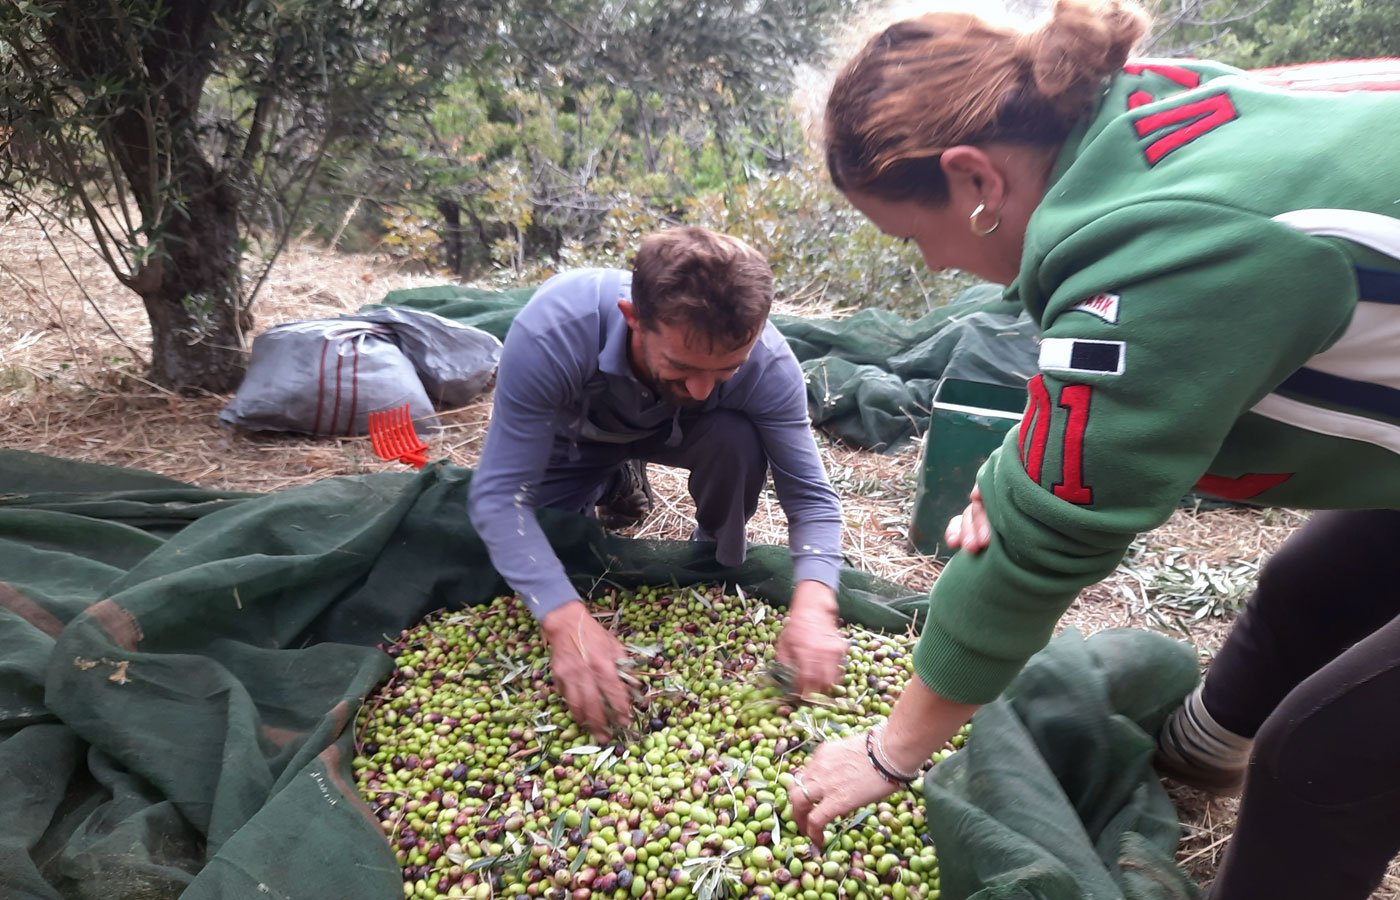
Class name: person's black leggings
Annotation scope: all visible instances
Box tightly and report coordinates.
[1202,509,1400,900]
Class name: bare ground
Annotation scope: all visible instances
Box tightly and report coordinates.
[1,217,1395,898]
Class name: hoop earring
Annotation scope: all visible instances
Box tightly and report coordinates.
[969,202,1001,237]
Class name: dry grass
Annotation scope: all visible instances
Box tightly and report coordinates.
[2,214,1396,898]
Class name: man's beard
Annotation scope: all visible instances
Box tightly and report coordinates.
[632,336,706,408]
[656,378,705,409]
[641,368,704,409]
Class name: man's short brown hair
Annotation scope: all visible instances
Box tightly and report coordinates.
[630,226,774,351]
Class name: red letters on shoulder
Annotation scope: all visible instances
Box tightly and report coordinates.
[1124,61,1240,166]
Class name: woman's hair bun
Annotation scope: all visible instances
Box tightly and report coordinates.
[1018,0,1150,116]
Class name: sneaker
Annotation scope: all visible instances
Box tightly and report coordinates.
[596,460,655,530]
[1153,684,1252,796]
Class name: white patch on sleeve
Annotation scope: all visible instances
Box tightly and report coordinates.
[1066,292,1121,324]
[1272,209,1400,259]
[1039,338,1126,376]
[1251,394,1400,456]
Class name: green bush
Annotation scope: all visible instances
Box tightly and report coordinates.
[382,137,982,318]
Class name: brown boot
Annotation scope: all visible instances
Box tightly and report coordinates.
[596,460,655,530]
[1153,684,1251,796]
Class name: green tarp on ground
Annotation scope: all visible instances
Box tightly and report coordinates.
[1,448,1199,899]
[371,283,1039,452]
[926,629,1202,900]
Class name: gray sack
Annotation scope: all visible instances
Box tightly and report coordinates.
[219,307,502,436]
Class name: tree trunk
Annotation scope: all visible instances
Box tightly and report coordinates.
[140,143,250,394]
[637,93,657,174]
[45,0,248,394]
[436,197,465,276]
[461,200,501,278]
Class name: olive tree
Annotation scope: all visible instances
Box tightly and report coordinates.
[376,0,859,278]
[1147,0,1400,64]
[0,0,482,392]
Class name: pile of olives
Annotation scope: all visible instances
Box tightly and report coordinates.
[353,585,967,899]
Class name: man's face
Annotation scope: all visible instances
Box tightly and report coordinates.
[620,301,757,408]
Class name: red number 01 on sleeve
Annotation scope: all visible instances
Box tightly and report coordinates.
[1019,375,1094,505]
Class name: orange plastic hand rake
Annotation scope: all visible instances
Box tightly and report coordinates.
[368,403,430,469]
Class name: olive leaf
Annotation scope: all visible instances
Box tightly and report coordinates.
[568,843,589,875]
[591,746,618,773]
[548,810,567,850]
[842,808,873,832]
[682,849,743,900]
[501,662,531,685]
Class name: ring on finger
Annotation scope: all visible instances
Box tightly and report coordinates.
[795,775,814,803]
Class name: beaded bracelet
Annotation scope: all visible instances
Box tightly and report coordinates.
[865,726,919,787]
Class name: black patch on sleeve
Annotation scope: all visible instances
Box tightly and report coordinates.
[1069,342,1123,373]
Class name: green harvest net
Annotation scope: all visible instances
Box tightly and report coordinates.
[1,448,1200,900]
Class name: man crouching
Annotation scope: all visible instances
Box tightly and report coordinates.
[467,226,847,741]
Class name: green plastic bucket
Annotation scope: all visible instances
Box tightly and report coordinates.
[909,378,1027,559]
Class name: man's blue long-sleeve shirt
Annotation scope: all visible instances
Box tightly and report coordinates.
[467,268,844,619]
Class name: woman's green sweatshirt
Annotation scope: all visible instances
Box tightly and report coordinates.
[916,59,1400,704]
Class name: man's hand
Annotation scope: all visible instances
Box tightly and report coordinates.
[540,600,632,742]
[776,581,846,696]
[944,484,991,554]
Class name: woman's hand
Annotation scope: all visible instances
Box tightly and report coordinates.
[944,484,991,554]
[786,679,981,844]
[786,732,900,843]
